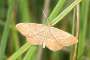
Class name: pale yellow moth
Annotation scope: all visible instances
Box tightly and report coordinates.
[16,23,78,51]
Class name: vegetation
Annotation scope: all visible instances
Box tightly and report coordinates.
[0,0,90,60]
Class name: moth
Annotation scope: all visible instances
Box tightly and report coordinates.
[16,23,78,51]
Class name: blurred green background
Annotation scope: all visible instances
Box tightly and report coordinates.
[0,0,90,60]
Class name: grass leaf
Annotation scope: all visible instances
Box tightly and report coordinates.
[48,0,81,26]
[7,42,31,60]
[77,0,89,59]
[0,0,15,60]
[47,0,66,22]
[23,46,37,60]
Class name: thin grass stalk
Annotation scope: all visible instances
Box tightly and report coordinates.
[70,8,76,60]
[0,0,15,60]
[72,4,80,60]
[72,9,76,35]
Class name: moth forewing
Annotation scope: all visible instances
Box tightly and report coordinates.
[16,23,31,36]
[49,27,78,46]
[16,23,78,52]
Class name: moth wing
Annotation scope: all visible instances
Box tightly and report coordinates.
[16,23,46,36]
[45,38,64,52]
[26,36,43,45]
[49,27,78,46]
[16,23,46,45]
[16,23,31,36]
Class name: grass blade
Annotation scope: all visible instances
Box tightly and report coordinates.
[72,4,80,60]
[48,0,82,26]
[23,46,37,60]
[11,22,20,53]
[11,20,21,60]
[7,42,31,60]
[70,8,76,60]
[77,0,89,60]
[47,0,66,22]
[0,0,15,60]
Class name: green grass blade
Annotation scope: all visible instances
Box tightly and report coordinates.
[48,0,82,26]
[71,4,80,60]
[7,42,31,60]
[11,22,20,53]
[23,46,37,60]
[70,8,76,60]
[0,0,15,60]
[77,0,89,60]
[11,20,22,60]
[47,0,66,22]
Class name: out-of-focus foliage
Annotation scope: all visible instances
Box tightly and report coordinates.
[0,0,90,60]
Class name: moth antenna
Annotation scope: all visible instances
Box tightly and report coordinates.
[42,8,49,25]
[42,9,47,19]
